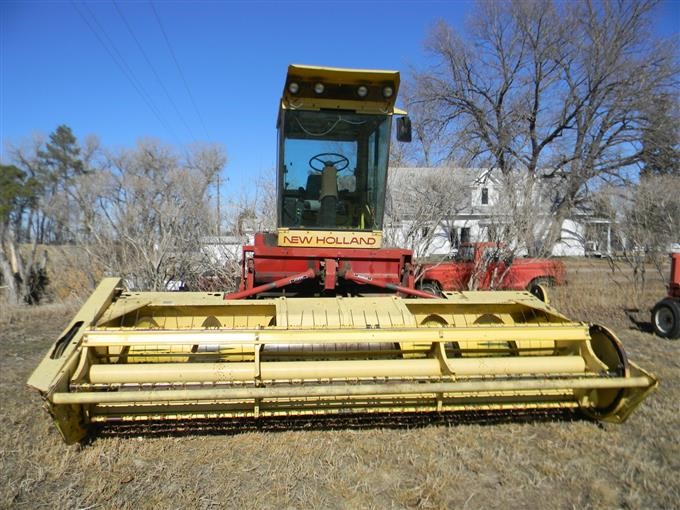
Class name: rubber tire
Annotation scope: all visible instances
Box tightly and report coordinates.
[529,283,549,304]
[651,298,680,339]
[419,281,443,297]
[527,277,555,289]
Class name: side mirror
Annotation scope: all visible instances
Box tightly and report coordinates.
[396,116,412,142]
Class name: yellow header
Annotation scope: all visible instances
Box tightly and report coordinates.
[278,229,383,249]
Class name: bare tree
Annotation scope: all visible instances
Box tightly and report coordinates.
[484,170,568,256]
[7,134,48,244]
[591,176,680,303]
[390,82,442,167]
[225,167,278,236]
[639,92,680,177]
[384,167,468,258]
[409,0,678,255]
[6,127,104,247]
[623,174,680,285]
[73,140,227,291]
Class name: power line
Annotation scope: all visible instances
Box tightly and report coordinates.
[79,1,180,144]
[148,0,222,231]
[150,1,210,139]
[71,1,182,145]
[112,0,197,143]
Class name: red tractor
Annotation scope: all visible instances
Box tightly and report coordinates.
[651,252,680,339]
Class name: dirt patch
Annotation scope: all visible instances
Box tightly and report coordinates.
[2,261,679,509]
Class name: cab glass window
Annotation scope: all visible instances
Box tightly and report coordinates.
[279,110,390,230]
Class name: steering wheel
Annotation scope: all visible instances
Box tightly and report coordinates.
[309,152,350,172]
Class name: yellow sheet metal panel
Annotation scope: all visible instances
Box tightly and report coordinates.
[288,64,400,84]
[96,297,277,329]
[27,277,123,393]
[280,295,415,329]
[283,64,400,114]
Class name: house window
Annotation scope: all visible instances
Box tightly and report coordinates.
[481,187,489,205]
[460,227,470,244]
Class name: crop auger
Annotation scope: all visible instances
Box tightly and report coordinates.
[29,65,657,444]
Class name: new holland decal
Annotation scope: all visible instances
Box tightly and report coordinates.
[278,230,382,249]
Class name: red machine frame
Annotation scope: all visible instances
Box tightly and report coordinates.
[226,233,435,299]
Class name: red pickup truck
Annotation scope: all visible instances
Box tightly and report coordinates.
[418,242,566,293]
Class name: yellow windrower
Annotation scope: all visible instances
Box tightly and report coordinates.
[28,278,657,444]
[28,64,657,443]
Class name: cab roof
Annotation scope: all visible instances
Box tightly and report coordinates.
[280,64,402,115]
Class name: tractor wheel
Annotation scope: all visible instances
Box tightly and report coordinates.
[651,298,680,339]
[419,281,443,297]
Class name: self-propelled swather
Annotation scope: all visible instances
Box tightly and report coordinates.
[29,65,657,443]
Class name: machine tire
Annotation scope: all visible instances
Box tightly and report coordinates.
[529,283,549,304]
[651,298,680,339]
[527,278,554,304]
[419,281,443,297]
[527,277,554,290]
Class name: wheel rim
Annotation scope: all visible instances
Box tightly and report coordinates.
[654,306,674,335]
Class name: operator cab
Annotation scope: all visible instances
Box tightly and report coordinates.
[280,110,389,230]
[277,65,410,233]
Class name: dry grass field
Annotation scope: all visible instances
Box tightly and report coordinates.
[2,258,679,509]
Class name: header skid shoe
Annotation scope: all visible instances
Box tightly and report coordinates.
[28,278,657,444]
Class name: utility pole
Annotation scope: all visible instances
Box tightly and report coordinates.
[216,173,221,237]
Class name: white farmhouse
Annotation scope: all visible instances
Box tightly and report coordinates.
[385,167,608,257]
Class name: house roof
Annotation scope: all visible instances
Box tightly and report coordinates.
[388,167,502,187]
[386,166,604,223]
